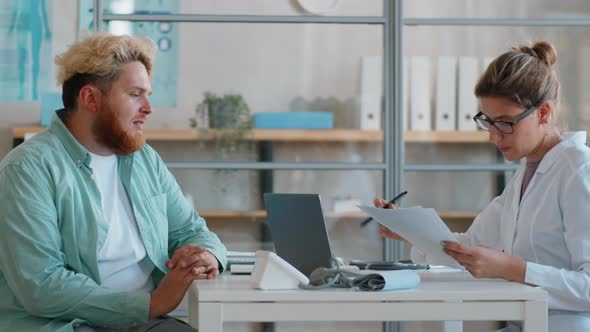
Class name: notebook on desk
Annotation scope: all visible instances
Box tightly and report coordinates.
[263,193,334,277]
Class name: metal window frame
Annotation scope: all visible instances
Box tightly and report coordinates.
[404,17,590,27]
[87,8,590,175]
[91,3,400,187]
[164,162,387,170]
[92,3,402,331]
[90,2,556,332]
[92,1,394,174]
[87,4,590,332]
[102,13,386,24]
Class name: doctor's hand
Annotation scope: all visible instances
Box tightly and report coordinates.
[374,197,406,242]
[442,241,527,283]
[166,244,220,280]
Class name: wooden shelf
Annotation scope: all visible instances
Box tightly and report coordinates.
[13,127,43,139]
[13,127,491,143]
[405,130,490,143]
[201,210,266,219]
[200,210,478,221]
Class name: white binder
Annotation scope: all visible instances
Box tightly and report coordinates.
[457,56,479,131]
[410,56,431,131]
[435,56,457,131]
[360,56,382,130]
[403,56,410,130]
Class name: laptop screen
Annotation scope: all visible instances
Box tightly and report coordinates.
[263,193,334,277]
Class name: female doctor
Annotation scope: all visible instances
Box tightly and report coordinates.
[378,40,590,331]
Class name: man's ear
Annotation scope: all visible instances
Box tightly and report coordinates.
[78,85,100,113]
[537,103,552,125]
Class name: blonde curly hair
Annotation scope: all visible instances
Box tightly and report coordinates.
[55,33,156,110]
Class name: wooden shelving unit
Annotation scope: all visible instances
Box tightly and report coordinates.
[199,210,478,221]
[13,127,491,143]
[12,127,485,221]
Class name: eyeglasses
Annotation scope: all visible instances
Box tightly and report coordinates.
[472,105,537,135]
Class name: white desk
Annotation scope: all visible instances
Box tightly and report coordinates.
[188,271,547,332]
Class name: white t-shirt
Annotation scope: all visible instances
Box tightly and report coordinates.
[89,152,154,292]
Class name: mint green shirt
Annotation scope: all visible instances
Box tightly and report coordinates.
[0,111,227,332]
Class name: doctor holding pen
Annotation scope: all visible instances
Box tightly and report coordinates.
[377,40,590,331]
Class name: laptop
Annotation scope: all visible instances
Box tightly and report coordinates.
[263,193,334,277]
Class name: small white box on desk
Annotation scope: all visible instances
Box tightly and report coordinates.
[410,56,432,131]
[435,56,457,131]
[457,56,479,131]
[250,251,309,290]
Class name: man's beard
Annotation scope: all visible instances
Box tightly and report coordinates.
[92,102,145,155]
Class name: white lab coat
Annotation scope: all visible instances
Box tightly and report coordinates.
[412,131,590,330]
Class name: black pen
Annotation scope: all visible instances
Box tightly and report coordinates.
[360,190,408,227]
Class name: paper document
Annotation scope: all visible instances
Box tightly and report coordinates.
[359,206,462,269]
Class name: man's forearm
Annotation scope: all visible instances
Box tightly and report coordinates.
[149,292,166,319]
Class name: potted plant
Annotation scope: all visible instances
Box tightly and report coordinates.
[189,93,257,210]
[190,92,254,158]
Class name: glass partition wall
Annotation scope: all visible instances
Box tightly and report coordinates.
[88,1,401,331]
[93,9,394,246]
[74,1,590,331]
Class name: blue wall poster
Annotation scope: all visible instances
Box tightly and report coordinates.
[0,0,53,101]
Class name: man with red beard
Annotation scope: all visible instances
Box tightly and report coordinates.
[0,33,226,331]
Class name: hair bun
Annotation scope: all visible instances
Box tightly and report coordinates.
[517,41,558,66]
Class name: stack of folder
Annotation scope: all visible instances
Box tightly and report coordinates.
[227,251,256,274]
[404,55,494,131]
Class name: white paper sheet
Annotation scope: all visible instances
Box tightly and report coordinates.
[359,206,463,269]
